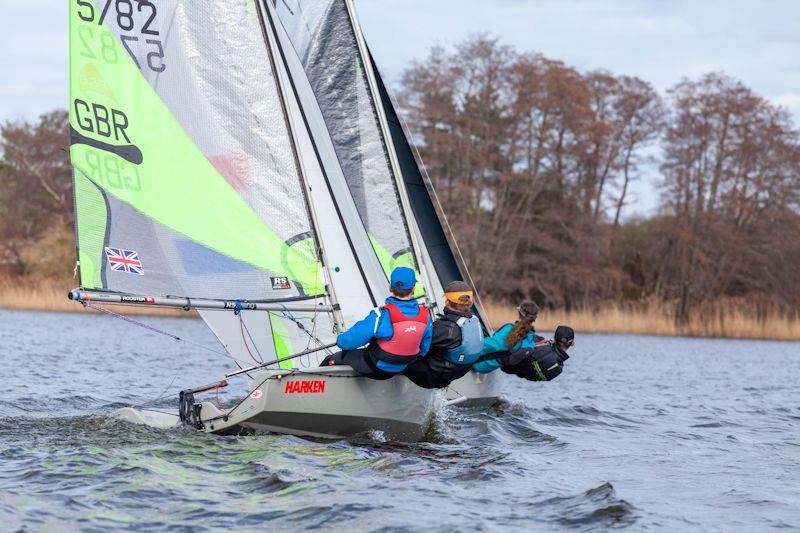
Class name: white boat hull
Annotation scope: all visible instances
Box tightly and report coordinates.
[113,368,499,439]
[445,371,504,406]
[192,366,437,440]
[114,407,181,429]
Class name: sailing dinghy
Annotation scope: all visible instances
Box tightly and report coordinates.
[68,0,499,440]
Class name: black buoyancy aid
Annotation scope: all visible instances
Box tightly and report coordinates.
[502,341,567,381]
[371,303,430,365]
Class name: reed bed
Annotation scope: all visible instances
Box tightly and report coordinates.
[482,300,800,341]
[2,279,798,339]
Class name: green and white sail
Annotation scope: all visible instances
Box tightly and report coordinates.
[69,0,352,365]
[68,0,477,370]
[69,0,323,302]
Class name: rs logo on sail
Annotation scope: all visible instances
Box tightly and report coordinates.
[284,381,326,394]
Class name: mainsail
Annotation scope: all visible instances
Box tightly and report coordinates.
[70,0,323,301]
[68,0,376,365]
[69,0,485,372]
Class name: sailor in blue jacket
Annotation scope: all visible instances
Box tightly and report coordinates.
[472,300,543,373]
[320,266,433,380]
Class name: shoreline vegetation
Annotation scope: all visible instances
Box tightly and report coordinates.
[3,36,800,346]
[483,301,800,342]
[0,278,189,317]
[3,278,798,340]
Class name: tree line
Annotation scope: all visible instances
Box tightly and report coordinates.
[398,35,800,322]
[1,35,799,322]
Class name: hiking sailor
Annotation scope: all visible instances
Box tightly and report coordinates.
[320,266,433,380]
[500,325,574,381]
[402,281,485,389]
[471,300,544,374]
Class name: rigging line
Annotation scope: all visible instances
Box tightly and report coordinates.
[241,314,264,361]
[203,369,284,423]
[445,384,465,399]
[81,302,253,367]
[133,374,179,409]
[239,313,264,364]
[303,295,321,365]
[276,303,329,350]
[308,296,320,350]
[394,109,491,325]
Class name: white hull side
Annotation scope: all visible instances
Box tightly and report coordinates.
[199,367,437,440]
[445,371,504,406]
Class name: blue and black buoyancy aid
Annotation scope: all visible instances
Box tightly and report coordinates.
[502,340,568,381]
[441,314,484,365]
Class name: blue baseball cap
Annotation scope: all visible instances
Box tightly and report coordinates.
[390,266,417,290]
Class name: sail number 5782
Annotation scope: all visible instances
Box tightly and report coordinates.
[75,0,166,73]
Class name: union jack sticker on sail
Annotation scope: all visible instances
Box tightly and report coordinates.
[105,247,144,275]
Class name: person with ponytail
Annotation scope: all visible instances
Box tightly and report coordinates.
[471,300,544,374]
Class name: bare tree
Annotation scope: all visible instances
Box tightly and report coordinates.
[0,110,72,274]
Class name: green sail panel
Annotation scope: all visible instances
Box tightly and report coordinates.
[69,0,324,299]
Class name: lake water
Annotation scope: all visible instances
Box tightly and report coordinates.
[1,309,799,531]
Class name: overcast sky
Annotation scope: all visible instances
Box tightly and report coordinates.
[1,0,799,214]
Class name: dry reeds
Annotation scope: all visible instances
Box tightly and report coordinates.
[2,278,799,339]
[482,300,800,341]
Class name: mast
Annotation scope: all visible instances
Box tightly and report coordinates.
[342,0,438,306]
[261,0,400,311]
[254,0,344,329]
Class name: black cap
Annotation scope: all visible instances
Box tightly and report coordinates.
[555,325,575,345]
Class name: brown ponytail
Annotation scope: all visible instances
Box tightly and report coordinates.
[505,300,539,349]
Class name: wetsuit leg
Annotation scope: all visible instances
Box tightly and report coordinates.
[402,358,442,389]
[320,351,345,367]
[403,358,473,389]
[321,349,396,380]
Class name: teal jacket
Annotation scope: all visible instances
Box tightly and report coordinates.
[472,323,541,373]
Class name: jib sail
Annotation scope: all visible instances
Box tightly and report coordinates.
[273,0,429,293]
[272,0,488,323]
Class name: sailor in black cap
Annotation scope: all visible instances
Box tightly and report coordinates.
[500,325,575,382]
